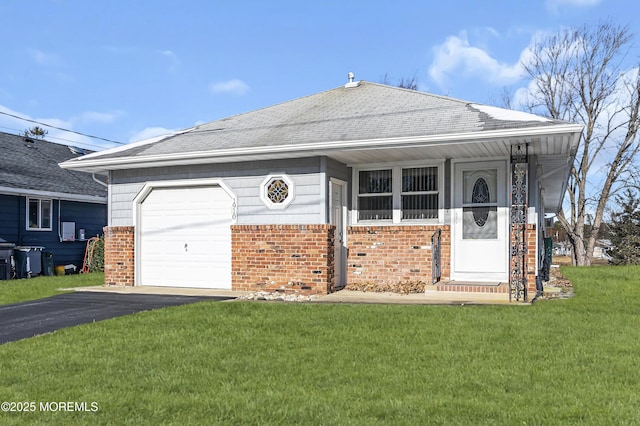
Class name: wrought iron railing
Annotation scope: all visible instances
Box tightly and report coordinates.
[431,229,441,284]
[510,144,528,302]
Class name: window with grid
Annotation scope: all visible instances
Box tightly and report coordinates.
[357,165,440,222]
[27,198,52,230]
[358,169,392,220]
[401,167,438,220]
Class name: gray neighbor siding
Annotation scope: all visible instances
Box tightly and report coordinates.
[109,156,351,227]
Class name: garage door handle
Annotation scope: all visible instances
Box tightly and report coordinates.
[184,243,188,252]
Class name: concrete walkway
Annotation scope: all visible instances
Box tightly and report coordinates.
[70,285,527,305]
[318,289,518,305]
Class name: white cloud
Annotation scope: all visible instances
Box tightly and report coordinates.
[159,50,180,73]
[210,79,250,95]
[129,126,177,143]
[0,104,118,150]
[429,31,525,89]
[77,110,124,124]
[27,48,62,66]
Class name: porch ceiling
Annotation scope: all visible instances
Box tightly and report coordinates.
[321,133,574,166]
[320,132,575,215]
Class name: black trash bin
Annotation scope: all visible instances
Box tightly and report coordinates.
[14,246,44,278]
[0,240,15,280]
[42,252,54,276]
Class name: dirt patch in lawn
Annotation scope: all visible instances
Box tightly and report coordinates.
[540,266,575,300]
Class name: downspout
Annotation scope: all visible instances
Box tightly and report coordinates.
[58,199,62,242]
[92,174,108,188]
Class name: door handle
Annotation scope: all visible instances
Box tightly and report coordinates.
[184,243,188,252]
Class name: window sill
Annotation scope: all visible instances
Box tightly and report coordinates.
[353,220,442,226]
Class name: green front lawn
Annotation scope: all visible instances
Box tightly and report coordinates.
[1,266,639,425]
[0,273,104,305]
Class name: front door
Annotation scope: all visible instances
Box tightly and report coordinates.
[330,179,347,288]
[452,161,508,282]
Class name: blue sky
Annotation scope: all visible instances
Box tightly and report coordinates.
[0,0,638,151]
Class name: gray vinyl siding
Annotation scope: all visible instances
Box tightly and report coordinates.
[326,157,351,183]
[323,157,352,221]
[108,157,330,226]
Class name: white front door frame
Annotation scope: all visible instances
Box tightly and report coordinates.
[451,160,509,282]
[329,178,348,288]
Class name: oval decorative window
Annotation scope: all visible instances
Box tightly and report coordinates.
[472,177,490,227]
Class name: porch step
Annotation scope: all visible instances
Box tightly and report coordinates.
[427,281,510,294]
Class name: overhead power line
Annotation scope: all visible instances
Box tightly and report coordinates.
[0,124,118,151]
[0,110,126,145]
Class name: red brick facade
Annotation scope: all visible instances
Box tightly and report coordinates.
[103,226,135,287]
[231,224,335,295]
[102,222,540,301]
[507,223,538,300]
[347,225,451,285]
[525,224,538,296]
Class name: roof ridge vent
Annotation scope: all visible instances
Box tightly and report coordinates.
[344,71,361,88]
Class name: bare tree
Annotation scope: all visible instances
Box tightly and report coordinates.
[522,20,640,265]
[381,72,419,90]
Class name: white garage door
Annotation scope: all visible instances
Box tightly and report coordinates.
[138,185,233,289]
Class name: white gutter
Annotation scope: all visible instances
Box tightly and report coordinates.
[60,123,584,172]
[92,174,108,188]
[0,186,107,204]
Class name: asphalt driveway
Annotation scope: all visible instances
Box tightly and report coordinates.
[0,292,234,344]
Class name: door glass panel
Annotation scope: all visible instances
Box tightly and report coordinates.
[463,206,497,239]
[471,178,490,226]
[462,169,498,239]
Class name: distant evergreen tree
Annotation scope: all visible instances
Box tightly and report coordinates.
[22,126,48,141]
[608,189,640,265]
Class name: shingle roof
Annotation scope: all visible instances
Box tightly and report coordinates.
[0,131,107,201]
[86,81,567,161]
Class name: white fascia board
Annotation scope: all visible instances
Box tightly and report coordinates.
[0,186,107,204]
[58,128,193,169]
[60,123,584,172]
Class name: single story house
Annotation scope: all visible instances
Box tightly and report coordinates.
[0,131,107,277]
[60,76,582,301]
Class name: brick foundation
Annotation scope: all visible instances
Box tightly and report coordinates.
[231,224,335,295]
[103,226,135,286]
[525,224,538,296]
[347,225,451,285]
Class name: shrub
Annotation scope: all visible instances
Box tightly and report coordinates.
[89,236,104,272]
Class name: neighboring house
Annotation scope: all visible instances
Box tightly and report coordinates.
[554,242,572,257]
[60,77,583,301]
[593,239,613,260]
[0,131,107,276]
